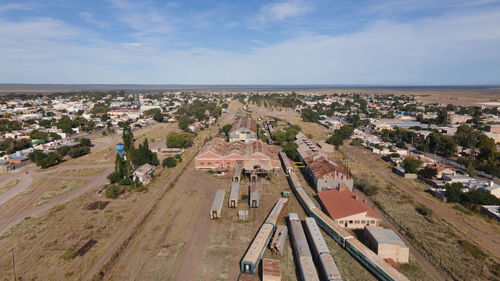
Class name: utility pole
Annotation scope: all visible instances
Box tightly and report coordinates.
[12,249,16,281]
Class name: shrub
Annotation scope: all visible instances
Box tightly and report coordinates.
[415,205,433,217]
[107,172,121,184]
[458,240,487,260]
[162,157,177,168]
[207,169,214,174]
[105,184,122,199]
[60,251,76,260]
[118,178,133,186]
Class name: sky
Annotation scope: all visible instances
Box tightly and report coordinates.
[1,0,500,85]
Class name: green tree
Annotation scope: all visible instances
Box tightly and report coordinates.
[57,116,75,134]
[283,142,299,161]
[418,166,437,179]
[402,157,423,174]
[162,157,177,168]
[122,122,134,151]
[301,108,321,122]
[166,133,193,148]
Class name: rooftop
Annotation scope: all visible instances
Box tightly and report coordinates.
[318,188,380,220]
[365,227,407,247]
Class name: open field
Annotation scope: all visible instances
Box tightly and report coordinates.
[0,180,19,195]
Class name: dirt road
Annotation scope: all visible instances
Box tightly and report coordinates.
[343,144,500,261]
[0,163,113,233]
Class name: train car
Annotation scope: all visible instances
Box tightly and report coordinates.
[229,181,240,208]
[279,151,294,174]
[345,238,409,281]
[264,198,288,226]
[288,171,303,189]
[304,217,342,281]
[249,182,259,208]
[270,225,287,256]
[309,207,353,246]
[210,189,225,219]
[288,213,320,281]
[241,223,275,274]
[294,186,317,213]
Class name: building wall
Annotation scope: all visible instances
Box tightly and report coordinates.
[377,243,409,263]
[335,213,379,229]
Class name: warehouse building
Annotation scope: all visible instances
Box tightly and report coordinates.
[229,116,257,143]
[195,138,281,171]
[318,188,380,229]
[295,135,353,192]
[363,227,409,263]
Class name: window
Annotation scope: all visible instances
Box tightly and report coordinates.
[207,162,212,165]
[354,220,360,224]
[200,162,204,165]
[349,220,353,224]
[371,220,375,224]
[361,220,365,224]
[338,220,343,224]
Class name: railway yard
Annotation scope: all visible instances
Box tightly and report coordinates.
[0,100,498,281]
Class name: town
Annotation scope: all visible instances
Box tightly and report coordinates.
[0,88,498,281]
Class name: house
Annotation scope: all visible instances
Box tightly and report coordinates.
[364,227,409,263]
[296,135,353,192]
[229,116,257,142]
[132,164,155,184]
[481,205,500,221]
[195,138,281,171]
[393,167,417,179]
[435,165,456,179]
[482,181,500,199]
[318,188,380,229]
[8,156,29,165]
[443,174,474,184]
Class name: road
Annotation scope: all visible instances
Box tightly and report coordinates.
[0,163,113,233]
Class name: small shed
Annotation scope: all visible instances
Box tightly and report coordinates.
[210,189,225,219]
[249,182,259,208]
[262,259,281,281]
[229,181,240,208]
[238,210,249,221]
[133,163,155,184]
[364,226,409,263]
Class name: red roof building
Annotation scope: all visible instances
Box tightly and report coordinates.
[318,188,380,229]
[195,138,281,171]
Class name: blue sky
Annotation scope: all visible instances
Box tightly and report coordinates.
[1,0,500,85]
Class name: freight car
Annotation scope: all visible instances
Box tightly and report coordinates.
[241,198,289,274]
[286,171,409,281]
[288,213,320,281]
[304,217,342,281]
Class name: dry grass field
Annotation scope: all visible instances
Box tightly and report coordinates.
[0,180,19,195]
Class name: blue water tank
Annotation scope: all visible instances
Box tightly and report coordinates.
[116,143,124,153]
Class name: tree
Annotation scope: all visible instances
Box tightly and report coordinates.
[57,116,75,134]
[418,166,437,179]
[301,108,321,122]
[221,124,232,136]
[56,145,71,156]
[28,150,47,163]
[337,125,354,139]
[326,133,344,148]
[177,115,191,131]
[78,138,92,147]
[282,142,299,161]
[122,122,134,151]
[29,130,49,141]
[454,125,480,150]
[166,133,193,148]
[222,103,229,109]
[445,182,463,203]
[68,146,90,158]
[49,132,61,140]
[272,130,287,144]
[402,157,423,174]
[162,157,177,168]
[39,152,62,168]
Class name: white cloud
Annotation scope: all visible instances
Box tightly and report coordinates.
[0,8,500,84]
[79,12,110,29]
[0,3,33,13]
[251,0,314,28]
